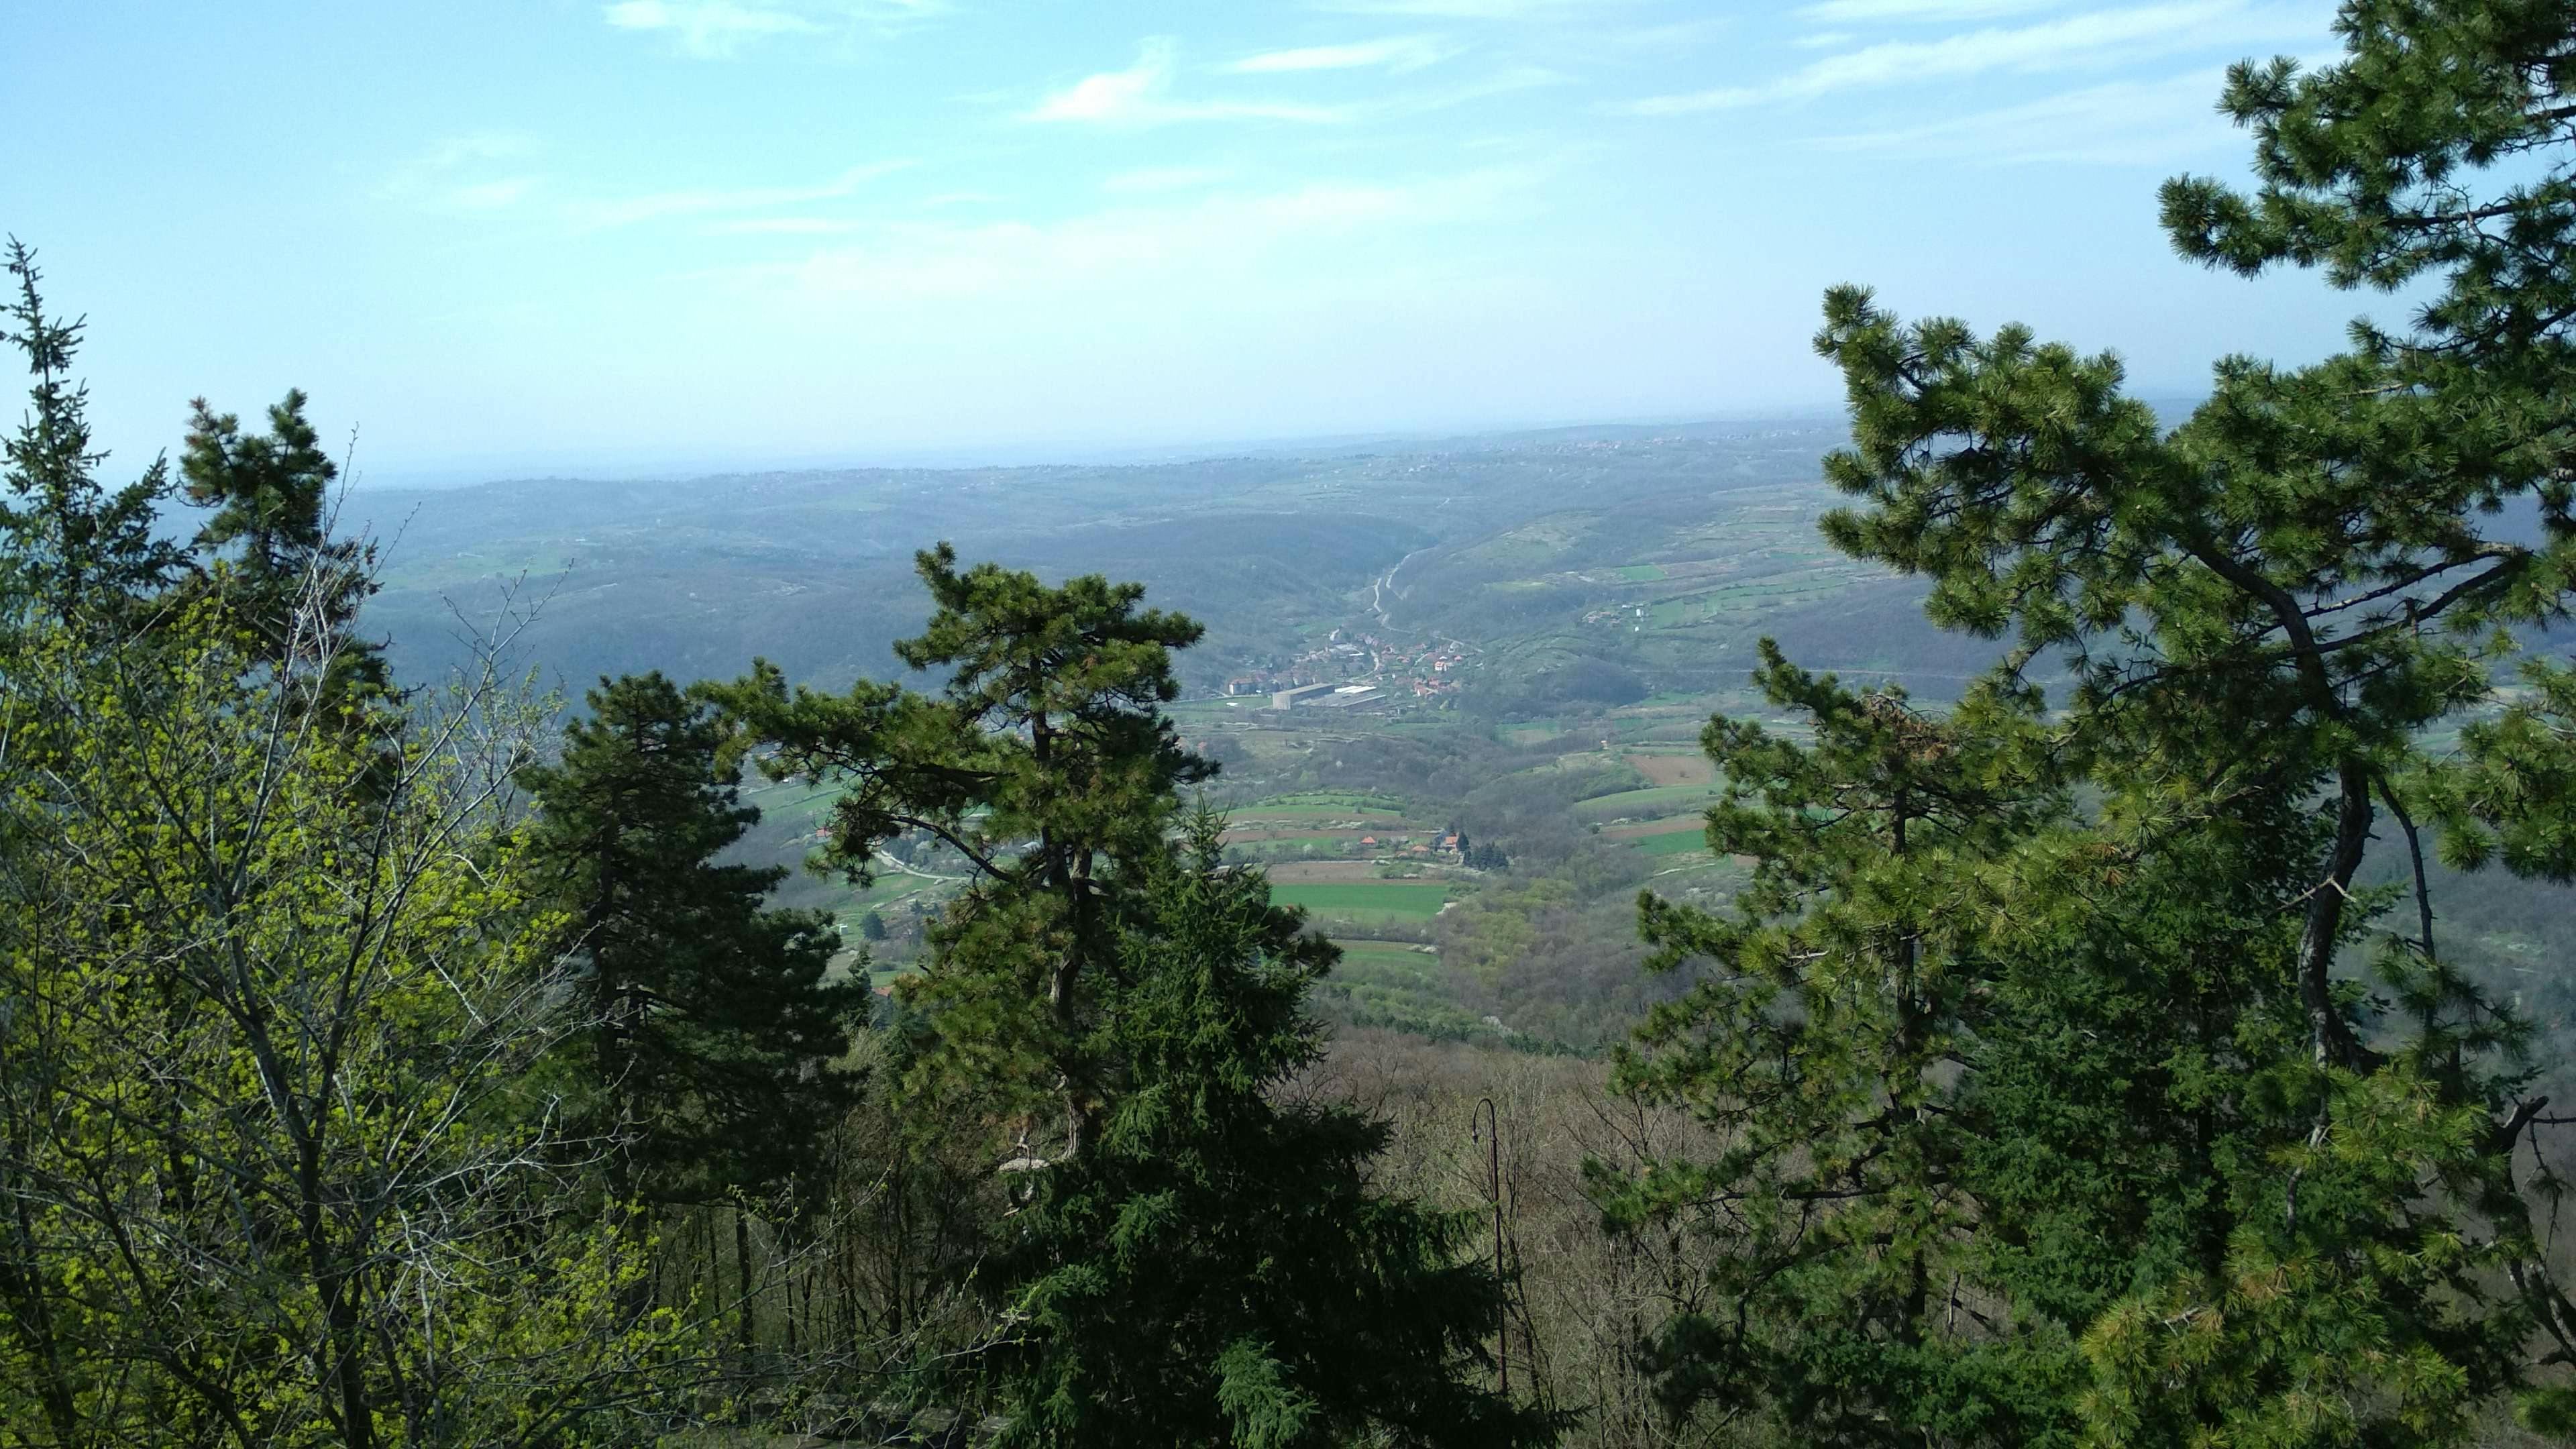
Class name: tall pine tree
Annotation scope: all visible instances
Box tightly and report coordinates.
[709,543,1212,1165]
[1608,3,2576,1442]
[979,812,1558,1449]
[517,671,864,1213]
[0,239,181,635]
[180,389,391,718]
[716,555,1540,1444]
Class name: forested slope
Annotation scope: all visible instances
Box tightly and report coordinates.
[11,5,2576,1447]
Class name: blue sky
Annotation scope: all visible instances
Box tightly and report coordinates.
[5,0,2376,484]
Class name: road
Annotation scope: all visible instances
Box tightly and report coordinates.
[1369,547,1431,631]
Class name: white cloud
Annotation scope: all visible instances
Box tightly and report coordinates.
[710,217,866,235]
[381,134,548,213]
[602,1,818,55]
[386,144,916,232]
[1103,165,1236,194]
[1605,18,1731,48]
[716,165,1541,303]
[696,191,989,229]
[1622,1,2314,114]
[1803,66,2236,162]
[567,160,914,227]
[418,133,535,168]
[1392,64,1563,113]
[1793,0,2063,21]
[1031,44,1171,121]
[1224,36,1457,73]
[1030,41,1354,125]
[1793,30,1856,47]
[1318,0,1637,17]
[450,177,543,210]
[601,0,945,56]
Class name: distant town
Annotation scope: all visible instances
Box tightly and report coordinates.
[1220,628,1475,711]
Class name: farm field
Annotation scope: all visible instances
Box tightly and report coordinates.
[1248,792,1408,812]
[1316,939,1496,1041]
[1271,881,1452,924]
[1622,751,1715,786]
[1603,816,1705,841]
[1647,576,1852,629]
[1572,784,1721,822]
[1269,861,1452,883]
[1228,805,1415,824]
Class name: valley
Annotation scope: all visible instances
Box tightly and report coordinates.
[357,426,1872,1049]
[364,423,2576,1061]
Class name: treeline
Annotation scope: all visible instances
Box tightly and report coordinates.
[13,6,2576,1447]
[0,244,1548,1446]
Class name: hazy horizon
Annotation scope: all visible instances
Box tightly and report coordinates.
[343,405,1867,490]
[15,1,2364,484]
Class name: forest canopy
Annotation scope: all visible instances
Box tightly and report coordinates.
[7,4,2576,1447]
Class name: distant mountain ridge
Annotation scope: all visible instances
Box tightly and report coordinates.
[360,427,1990,716]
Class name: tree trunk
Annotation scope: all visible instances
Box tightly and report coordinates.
[2300,761,2374,1070]
[735,1207,756,1356]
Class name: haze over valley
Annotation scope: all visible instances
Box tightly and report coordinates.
[17,3,2576,1446]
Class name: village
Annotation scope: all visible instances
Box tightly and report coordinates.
[1218,627,1474,710]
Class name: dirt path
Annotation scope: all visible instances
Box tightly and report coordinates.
[872,850,968,883]
[1368,547,1430,631]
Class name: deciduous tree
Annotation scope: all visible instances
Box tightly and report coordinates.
[0,590,700,1448]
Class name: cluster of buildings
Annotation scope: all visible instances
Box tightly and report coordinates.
[1356,828,1466,859]
[1222,629,1475,709]
[1267,682,1385,712]
[1582,604,1650,631]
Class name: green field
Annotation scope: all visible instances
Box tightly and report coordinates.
[1572,784,1720,821]
[1236,792,1411,822]
[380,543,583,591]
[1334,940,1444,982]
[1648,577,1848,629]
[1635,829,1712,857]
[1230,811,1419,832]
[1271,882,1452,922]
[1615,563,1667,582]
[1317,940,1499,1040]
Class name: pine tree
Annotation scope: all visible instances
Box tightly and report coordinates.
[0,239,181,633]
[1610,4,2576,1442]
[717,558,1541,1442]
[709,543,1212,1163]
[977,812,1558,1449]
[1604,645,2345,1445]
[517,671,865,1212]
[180,389,390,716]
